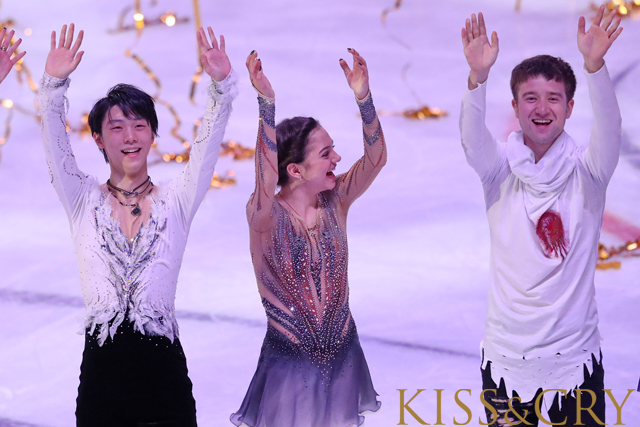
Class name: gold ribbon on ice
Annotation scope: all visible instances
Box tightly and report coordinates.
[592,0,640,18]
[108,0,188,34]
[381,0,403,23]
[379,2,447,120]
[189,0,204,105]
[595,239,640,269]
[377,106,448,120]
[211,171,237,189]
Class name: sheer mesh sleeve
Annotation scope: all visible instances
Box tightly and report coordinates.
[247,93,278,231]
[334,91,387,211]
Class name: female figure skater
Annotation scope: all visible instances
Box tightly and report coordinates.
[231,49,386,427]
[39,24,236,426]
[0,27,26,84]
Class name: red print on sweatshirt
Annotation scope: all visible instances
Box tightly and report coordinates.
[536,210,568,260]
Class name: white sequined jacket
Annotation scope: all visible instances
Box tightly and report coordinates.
[39,70,238,345]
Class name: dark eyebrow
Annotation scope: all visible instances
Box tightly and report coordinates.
[522,90,564,98]
[107,117,146,125]
[319,141,334,154]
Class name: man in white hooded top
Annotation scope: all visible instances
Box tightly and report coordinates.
[460,6,623,426]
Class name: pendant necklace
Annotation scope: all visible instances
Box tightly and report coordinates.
[107,178,154,217]
[107,176,151,197]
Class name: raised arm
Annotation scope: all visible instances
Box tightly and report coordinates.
[0,28,26,84]
[246,51,278,231]
[39,24,88,221]
[459,13,503,183]
[461,12,498,90]
[578,5,623,184]
[333,48,387,211]
[169,27,237,227]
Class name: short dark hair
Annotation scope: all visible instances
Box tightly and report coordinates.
[510,55,577,102]
[275,117,319,187]
[89,84,159,163]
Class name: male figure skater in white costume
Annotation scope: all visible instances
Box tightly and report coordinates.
[460,6,622,426]
[40,23,237,426]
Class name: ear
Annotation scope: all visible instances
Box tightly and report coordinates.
[93,132,104,149]
[565,99,574,119]
[286,163,305,182]
[512,98,519,118]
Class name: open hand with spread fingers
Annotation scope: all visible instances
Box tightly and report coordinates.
[45,24,84,80]
[198,27,231,82]
[246,50,275,99]
[339,48,369,100]
[461,12,499,89]
[0,28,26,84]
[578,5,623,73]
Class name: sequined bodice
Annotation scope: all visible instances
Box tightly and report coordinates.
[254,192,352,361]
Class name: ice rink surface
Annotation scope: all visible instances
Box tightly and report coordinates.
[0,0,638,425]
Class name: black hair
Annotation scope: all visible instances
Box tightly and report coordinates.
[88,84,159,163]
[275,117,319,187]
[510,55,577,102]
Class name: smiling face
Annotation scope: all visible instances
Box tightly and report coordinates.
[292,126,341,193]
[512,76,574,153]
[93,105,154,178]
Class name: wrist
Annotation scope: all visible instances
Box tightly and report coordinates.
[44,68,69,80]
[468,70,489,89]
[253,84,275,100]
[584,58,605,74]
[42,71,68,88]
[354,87,369,101]
[211,67,231,84]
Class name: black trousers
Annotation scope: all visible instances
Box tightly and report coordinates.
[481,354,605,426]
[76,320,197,427]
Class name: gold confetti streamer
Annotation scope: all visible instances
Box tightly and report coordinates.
[378,1,447,120]
[595,261,621,270]
[220,140,255,161]
[596,238,640,269]
[189,0,204,105]
[377,106,448,120]
[211,171,236,189]
[592,0,640,18]
[108,1,189,35]
[381,0,402,24]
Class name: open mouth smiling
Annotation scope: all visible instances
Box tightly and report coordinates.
[532,119,552,126]
[122,148,141,155]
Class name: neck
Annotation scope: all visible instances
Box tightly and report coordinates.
[109,168,149,192]
[523,133,561,163]
[279,184,318,212]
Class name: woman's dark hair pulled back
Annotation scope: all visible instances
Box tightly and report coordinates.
[275,117,319,186]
